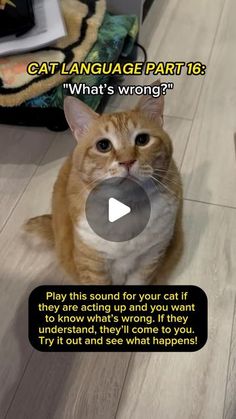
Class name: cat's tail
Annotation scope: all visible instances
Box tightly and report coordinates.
[23,214,54,248]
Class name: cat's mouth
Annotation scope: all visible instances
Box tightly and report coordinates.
[108,163,153,182]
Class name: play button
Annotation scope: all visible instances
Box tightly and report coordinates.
[108,198,131,223]
[86,177,151,242]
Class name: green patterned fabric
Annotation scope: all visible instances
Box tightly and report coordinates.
[25,12,138,111]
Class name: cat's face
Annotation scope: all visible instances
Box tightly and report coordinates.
[64,81,173,185]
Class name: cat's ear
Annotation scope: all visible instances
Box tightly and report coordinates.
[64,96,98,141]
[136,79,164,127]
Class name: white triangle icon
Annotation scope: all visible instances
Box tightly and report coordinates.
[108,198,131,223]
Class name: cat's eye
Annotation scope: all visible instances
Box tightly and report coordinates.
[96,139,112,153]
[135,133,150,147]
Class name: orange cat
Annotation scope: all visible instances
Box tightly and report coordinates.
[25,81,183,285]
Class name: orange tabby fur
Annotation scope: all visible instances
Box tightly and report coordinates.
[24,81,183,284]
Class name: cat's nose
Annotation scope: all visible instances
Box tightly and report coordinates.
[119,160,136,170]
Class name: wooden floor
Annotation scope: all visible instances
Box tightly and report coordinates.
[0,0,236,417]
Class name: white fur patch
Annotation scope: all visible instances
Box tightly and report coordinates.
[76,181,178,285]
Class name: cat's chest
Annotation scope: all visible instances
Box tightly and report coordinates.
[76,189,178,265]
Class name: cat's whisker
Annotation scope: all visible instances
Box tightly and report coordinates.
[153,167,179,173]
[153,170,181,181]
[142,164,153,170]
[139,170,153,176]
[152,179,179,199]
[153,168,180,175]
[152,177,181,188]
[150,175,181,200]
[153,166,177,171]
[141,166,181,185]
[153,170,181,178]
[155,175,181,187]
[140,164,154,174]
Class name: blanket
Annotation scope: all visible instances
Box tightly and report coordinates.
[0,0,106,107]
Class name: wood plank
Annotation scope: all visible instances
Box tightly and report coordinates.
[223,300,236,419]
[6,352,131,419]
[0,131,75,417]
[0,125,55,231]
[164,116,192,167]
[116,201,236,419]
[182,0,236,207]
[108,0,225,119]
